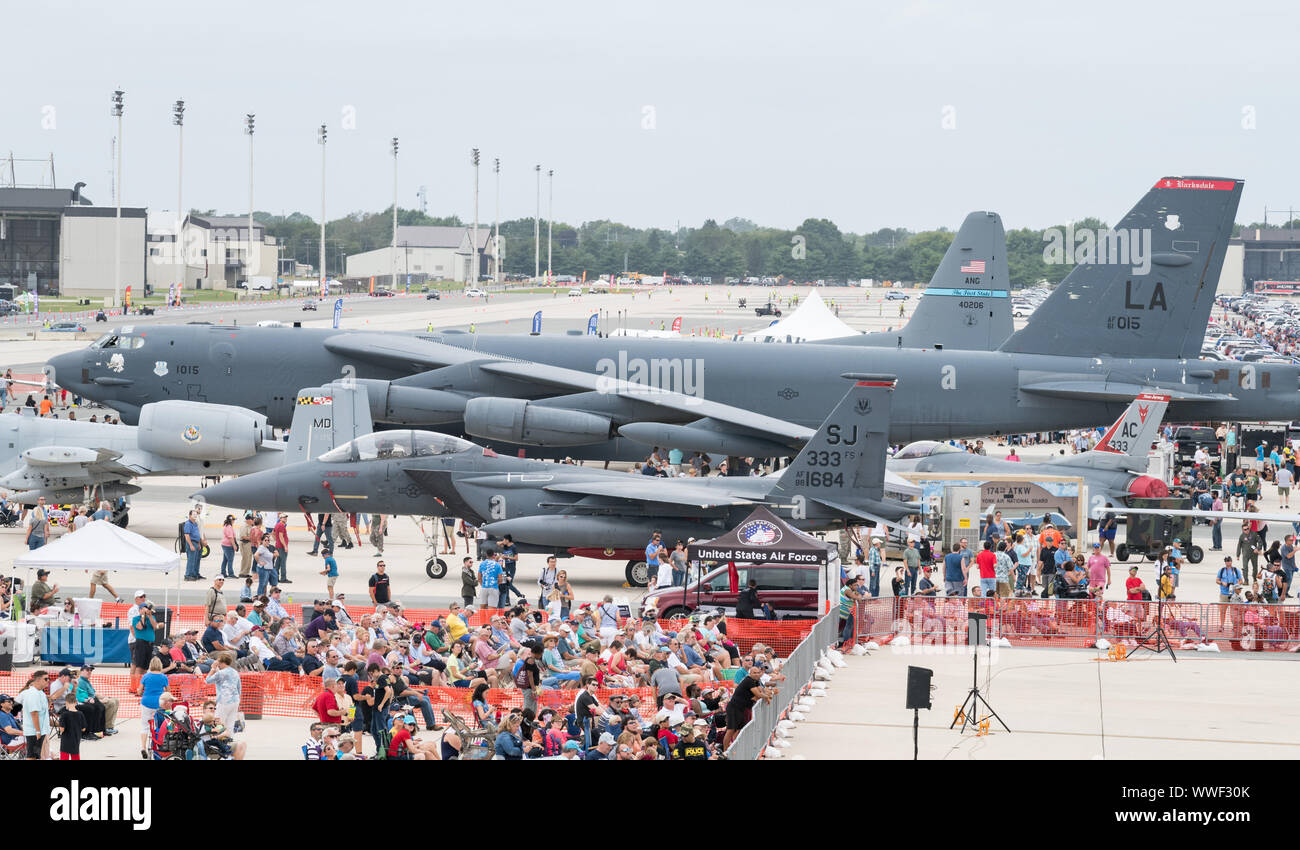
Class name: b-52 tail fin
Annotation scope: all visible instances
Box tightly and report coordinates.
[999,177,1243,360]
[285,380,374,464]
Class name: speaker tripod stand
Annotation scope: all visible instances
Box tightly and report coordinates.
[950,642,1010,734]
[1132,585,1177,662]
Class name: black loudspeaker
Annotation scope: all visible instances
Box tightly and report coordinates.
[906,666,933,710]
[967,612,987,648]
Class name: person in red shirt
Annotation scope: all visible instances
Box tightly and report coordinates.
[1124,565,1148,600]
[273,515,291,584]
[311,678,347,725]
[975,540,998,597]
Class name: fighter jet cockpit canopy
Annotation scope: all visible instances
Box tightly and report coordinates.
[318,430,475,462]
[892,440,964,460]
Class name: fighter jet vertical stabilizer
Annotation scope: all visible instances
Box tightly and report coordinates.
[285,381,374,464]
[773,374,893,509]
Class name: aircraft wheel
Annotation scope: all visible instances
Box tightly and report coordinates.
[625,560,650,587]
[1116,544,1129,562]
[425,558,448,580]
[1187,545,1204,565]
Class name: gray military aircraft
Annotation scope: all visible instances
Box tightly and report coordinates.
[888,392,1172,509]
[196,377,914,585]
[827,210,1012,351]
[50,178,1298,461]
[0,384,367,506]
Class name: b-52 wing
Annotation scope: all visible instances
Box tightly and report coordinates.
[1019,380,1236,403]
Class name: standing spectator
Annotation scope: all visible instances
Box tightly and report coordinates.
[1217,556,1242,604]
[1086,542,1111,598]
[238,514,255,578]
[273,513,291,583]
[943,543,967,598]
[476,549,501,609]
[537,555,558,608]
[369,513,387,557]
[131,601,158,678]
[320,550,339,599]
[555,570,574,618]
[1125,565,1148,600]
[1098,510,1118,556]
[459,556,477,608]
[254,537,276,597]
[838,575,865,644]
[204,576,227,625]
[994,541,1014,598]
[219,515,237,578]
[182,509,205,581]
[722,664,774,751]
[901,538,921,596]
[1237,527,1262,584]
[24,497,48,551]
[19,669,51,761]
[497,535,525,606]
[205,652,243,733]
[368,560,391,605]
[56,693,84,761]
[669,541,689,587]
[1281,535,1297,598]
[867,537,885,598]
[644,532,665,585]
[1209,491,1225,551]
[975,540,997,597]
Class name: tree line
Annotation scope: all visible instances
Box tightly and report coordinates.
[235,207,1144,287]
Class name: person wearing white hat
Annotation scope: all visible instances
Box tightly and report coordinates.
[867,537,886,598]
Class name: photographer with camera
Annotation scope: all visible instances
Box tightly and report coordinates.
[130,599,158,676]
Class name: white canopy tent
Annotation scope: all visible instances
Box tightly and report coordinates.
[14,520,183,623]
[737,290,860,343]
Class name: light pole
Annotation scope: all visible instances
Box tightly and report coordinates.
[391,137,399,291]
[471,148,480,286]
[534,164,541,283]
[493,157,501,284]
[245,114,255,279]
[172,99,184,293]
[111,89,124,309]
[318,123,327,294]
[547,168,554,281]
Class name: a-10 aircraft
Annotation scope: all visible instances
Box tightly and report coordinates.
[197,377,916,586]
[888,392,1173,509]
[0,386,367,506]
[50,177,1298,463]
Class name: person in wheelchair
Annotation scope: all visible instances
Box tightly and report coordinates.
[148,693,201,760]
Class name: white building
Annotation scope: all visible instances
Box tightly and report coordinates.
[146,213,279,292]
[345,225,495,285]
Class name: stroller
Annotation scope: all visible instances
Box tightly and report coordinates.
[149,702,226,760]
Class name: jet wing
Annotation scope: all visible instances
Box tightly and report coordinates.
[477,360,814,442]
[322,333,492,371]
[1019,381,1236,403]
[541,478,755,509]
[804,497,913,534]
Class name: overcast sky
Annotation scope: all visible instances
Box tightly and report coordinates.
[8,0,1299,233]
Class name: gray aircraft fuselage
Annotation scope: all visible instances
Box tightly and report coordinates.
[50,326,1300,458]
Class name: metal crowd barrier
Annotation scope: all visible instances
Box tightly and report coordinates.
[725,609,838,761]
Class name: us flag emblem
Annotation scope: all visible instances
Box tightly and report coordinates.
[960,260,985,274]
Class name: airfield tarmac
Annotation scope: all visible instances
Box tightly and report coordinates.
[3,284,1293,759]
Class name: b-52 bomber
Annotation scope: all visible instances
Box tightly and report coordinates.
[51,177,1297,462]
[197,378,915,586]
